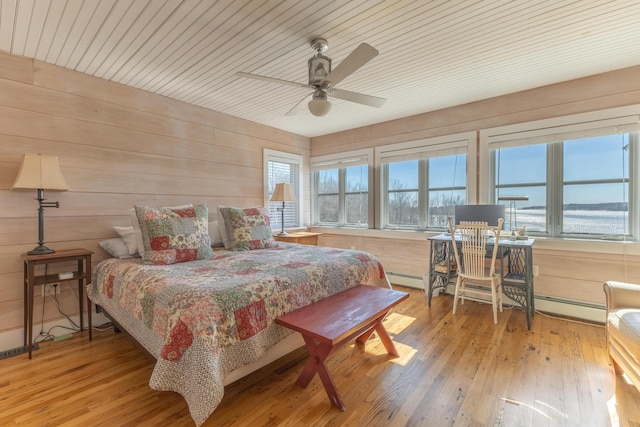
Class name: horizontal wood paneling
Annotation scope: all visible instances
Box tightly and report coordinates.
[319,234,429,277]
[312,65,640,156]
[0,53,310,345]
[0,51,33,84]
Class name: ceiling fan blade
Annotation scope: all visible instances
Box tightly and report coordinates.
[285,92,313,116]
[329,87,386,108]
[323,43,378,87]
[235,72,312,90]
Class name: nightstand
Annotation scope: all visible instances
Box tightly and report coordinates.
[274,232,322,246]
[21,248,93,359]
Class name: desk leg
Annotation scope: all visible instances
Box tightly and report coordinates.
[23,262,28,347]
[526,248,534,330]
[297,335,346,411]
[77,259,84,332]
[427,240,434,306]
[27,263,35,359]
[86,255,92,341]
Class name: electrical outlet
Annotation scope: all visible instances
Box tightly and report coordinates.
[42,283,61,297]
[533,265,539,277]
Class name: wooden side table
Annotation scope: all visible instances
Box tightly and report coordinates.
[21,248,93,359]
[274,231,322,246]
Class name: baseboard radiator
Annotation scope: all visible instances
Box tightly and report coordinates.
[386,271,606,324]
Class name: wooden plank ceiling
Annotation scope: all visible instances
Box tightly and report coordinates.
[1,0,639,138]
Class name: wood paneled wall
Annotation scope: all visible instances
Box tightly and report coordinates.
[3,49,640,350]
[311,65,640,310]
[0,51,310,346]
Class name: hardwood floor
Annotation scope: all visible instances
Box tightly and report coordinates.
[1,287,638,426]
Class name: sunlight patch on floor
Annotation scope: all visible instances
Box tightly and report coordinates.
[500,397,554,420]
[383,312,417,334]
[607,393,621,427]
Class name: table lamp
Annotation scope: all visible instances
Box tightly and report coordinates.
[497,195,529,232]
[12,154,70,255]
[270,183,296,236]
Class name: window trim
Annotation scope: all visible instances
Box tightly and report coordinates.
[264,148,303,229]
[375,132,477,230]
[479,106,640,240]
[310,148,374,228]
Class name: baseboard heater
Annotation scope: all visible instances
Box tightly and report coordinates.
[0,343,39,360]
[385,271,606,323]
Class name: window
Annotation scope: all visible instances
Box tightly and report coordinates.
[481,109,639,239]
[377,132,475,230]
[264,149,302,230]
[311,149,372,227]
[494,144,547,232]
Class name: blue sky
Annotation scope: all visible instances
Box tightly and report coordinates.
[323,133,630,209]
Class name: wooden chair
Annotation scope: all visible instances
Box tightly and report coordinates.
[447,218,504,324]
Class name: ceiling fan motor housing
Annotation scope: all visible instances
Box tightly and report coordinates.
[308,54,331,86]
[308,38,331,86]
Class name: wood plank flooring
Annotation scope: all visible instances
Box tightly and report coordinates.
[1,287,639,426]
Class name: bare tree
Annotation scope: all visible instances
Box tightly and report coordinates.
[388,179,418,226]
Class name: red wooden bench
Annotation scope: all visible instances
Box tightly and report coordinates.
[275,284,409,410]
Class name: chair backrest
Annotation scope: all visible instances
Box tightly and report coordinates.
[447,218,504,279]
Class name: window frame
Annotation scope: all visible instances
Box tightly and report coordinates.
[479,107,640,240]
[264,148,303,230]
[375,132,477,231]
[311,148,373,228]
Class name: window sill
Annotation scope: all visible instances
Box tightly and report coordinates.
[310,226,640,255]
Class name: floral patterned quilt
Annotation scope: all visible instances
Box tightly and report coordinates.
[88,242,389,426]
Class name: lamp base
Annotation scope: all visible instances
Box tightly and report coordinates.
[278,230,288,236]
[27,245,55,255]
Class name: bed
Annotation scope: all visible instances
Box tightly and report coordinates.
[88,241,390,426]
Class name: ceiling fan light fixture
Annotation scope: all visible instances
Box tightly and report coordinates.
[308,91,331,116]
[308,98,331,116]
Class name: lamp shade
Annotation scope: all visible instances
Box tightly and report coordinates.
[12,154,69,191]
[270,183,296,202]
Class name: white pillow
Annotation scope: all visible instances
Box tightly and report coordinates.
[129,208,145,256]
[209,221,223,247]
[217,206,230,249]
[98,238,133,259]
[113,225,138,256]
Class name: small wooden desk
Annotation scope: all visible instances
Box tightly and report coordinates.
[274,231,322,245]
[276,285,409,410]
[22,248,93,359]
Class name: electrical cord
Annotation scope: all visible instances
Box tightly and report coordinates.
[52,286,81,330]
[34,284,81,344]
[34,292,56,343]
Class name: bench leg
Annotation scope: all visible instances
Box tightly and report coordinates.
[297,335,346,411]
[355,312,399,357]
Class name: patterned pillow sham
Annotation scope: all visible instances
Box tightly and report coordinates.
[217,206,275,251]
[134,204,213,265]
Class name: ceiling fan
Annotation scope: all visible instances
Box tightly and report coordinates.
[236,38,386,117]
